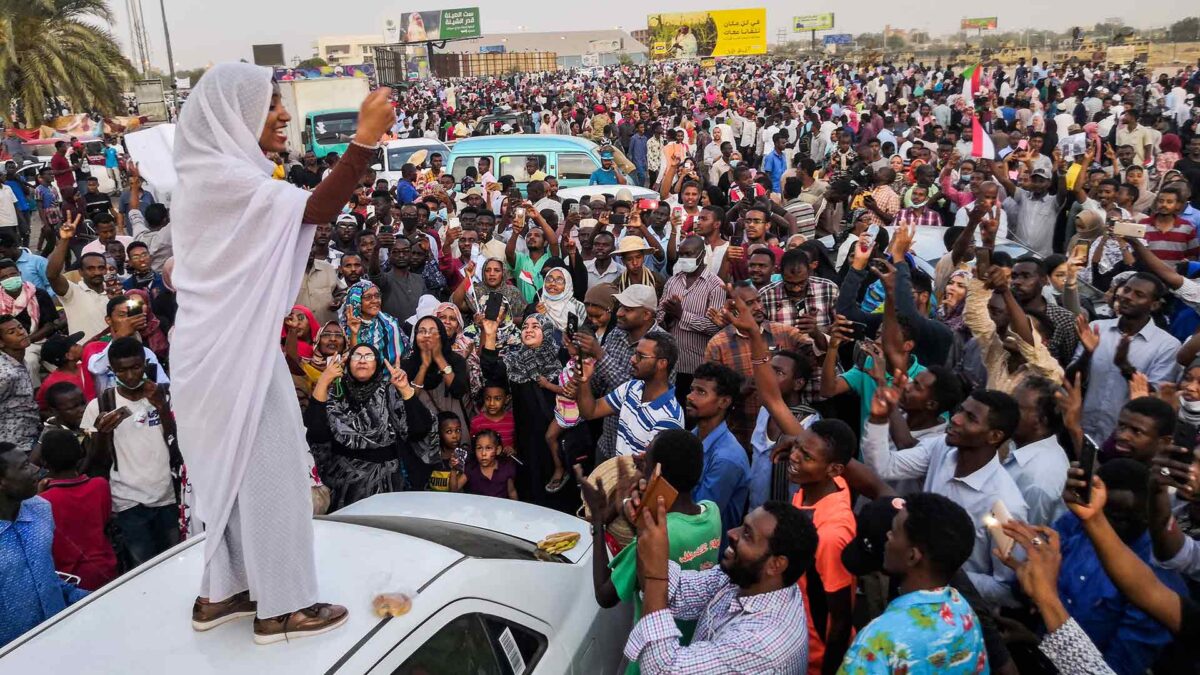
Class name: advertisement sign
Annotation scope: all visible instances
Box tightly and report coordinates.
[647,9,767,60]
[396,7,481,42]
[823,33,853,45]
[960,17,998,30]
[792,13,834,32]
[479,45,506,54]
[273,64,376,81]
[581,53,601,67]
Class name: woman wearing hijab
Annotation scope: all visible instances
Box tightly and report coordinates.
[401,315,470,486]
[307,344,432,509]
[339,279,407,365]
[1157,134,1183,175]
[280,304,318,359]
[434,302,481,415]
[536,267,586,333]
[479,312,567,509]
[170,62,394,641]
[288,320,347,391]
[451,257,526,321]
[125,287,170,363]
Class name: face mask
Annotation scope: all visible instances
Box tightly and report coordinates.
[910,200,927,209]
[116,373,147,390]
[729,160,740,168]
[674,257,699,274]
[1181,396,1200,415]
[400,216,419,228]
[1,277,23,292]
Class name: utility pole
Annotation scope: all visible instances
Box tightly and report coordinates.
[158,0,178,118]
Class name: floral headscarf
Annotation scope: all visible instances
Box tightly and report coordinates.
[501,313,563,384]
[339,280,408,364]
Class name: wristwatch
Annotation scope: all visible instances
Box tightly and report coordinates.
[440,365,453,375]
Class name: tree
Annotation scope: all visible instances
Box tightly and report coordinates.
[296,57,328,69]
[0,0,136,124]
[1169,17,1200,42]
[885,34,907,50]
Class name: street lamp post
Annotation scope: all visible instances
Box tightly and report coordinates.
[158,0,178,118]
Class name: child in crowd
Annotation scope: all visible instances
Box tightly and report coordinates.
[452,429,517,500]
[429,412,469,492]
[36,428,119,591]
[541,341,583,493]
[470,382,516,457]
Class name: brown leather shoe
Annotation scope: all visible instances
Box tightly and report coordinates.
[192,591,257,631]
[253,603,349,645]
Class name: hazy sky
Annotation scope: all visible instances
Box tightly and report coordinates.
[109,0,1177,70]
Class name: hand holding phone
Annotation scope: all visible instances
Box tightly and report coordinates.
[984,500,1016,559]
[635,471,679,523]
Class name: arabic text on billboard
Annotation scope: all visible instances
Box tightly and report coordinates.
[647,9,767,60]
[793,13,834,32]
[398,7,481,42]
[961,17,998,30]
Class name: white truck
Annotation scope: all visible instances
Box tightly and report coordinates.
[276,77,371,159]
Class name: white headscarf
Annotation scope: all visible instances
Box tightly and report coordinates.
[169,63,314,563]
[538,267,579,332]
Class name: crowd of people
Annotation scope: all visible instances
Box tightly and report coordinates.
[3,50,1200,671]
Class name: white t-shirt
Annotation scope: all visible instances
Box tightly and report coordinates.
[60,281,109,341]
[81,392,174,512]
[953,200,1010,241]
[0,184,18,228]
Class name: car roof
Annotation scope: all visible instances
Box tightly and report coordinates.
[557,185,658,201]
[449,134,599,155]
[0,493,589,672]
[383,139,449,151]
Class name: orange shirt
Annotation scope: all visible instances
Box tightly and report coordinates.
[792,477,856,675]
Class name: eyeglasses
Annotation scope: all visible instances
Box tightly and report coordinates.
[349,352,377,362]
[361,291,381,300]
[416,327,440,337]
[631,352,660,362]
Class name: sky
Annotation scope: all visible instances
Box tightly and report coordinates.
[107,0,1179,71]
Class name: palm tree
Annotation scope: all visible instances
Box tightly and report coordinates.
[0,0,137,124]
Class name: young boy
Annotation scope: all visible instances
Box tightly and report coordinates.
[470,382,516,456]
[36,428,118,590]
[787,419,858,675]
[429,412,468,492]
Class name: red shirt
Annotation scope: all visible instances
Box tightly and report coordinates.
[50,152,74,189]
[470,411,516,450]
[1141,216,1200,262]
[40,476,119,590]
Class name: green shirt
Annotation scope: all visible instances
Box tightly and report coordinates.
[510,251,551,304]
[609,500,722,675]
[840,355,925,436]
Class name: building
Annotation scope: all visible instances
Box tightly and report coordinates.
[314,34,386,66]
[445,30,648,68]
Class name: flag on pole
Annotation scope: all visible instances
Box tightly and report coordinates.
[972,114,996,160]
[961,64,995,159]
[961,63,983,101]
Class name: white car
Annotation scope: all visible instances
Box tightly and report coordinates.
[376,139,452,189]
[556,185,659,203]
[0,493,632,674]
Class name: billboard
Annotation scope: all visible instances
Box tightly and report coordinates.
[793,13,834,32]
[961,17,998,30]
[273,64,376,81]
[647,9,767,60]
[252,43,286,66]
[823,33,853,45]
[395,7,481,43]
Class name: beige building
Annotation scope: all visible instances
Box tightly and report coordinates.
[314,34,385,66]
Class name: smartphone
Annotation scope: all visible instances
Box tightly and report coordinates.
[566,312,578,340]
[366,204,376,218]
[850,321,869,341]
[484,293,504,322]
[1112,220,1147,239]
[1072,241,1090,261]
[1077,434,1099,505]
[377,222,393,235]
[144,362,159,383]
[731,223,745,246]
[638,197,660,212]
[610,213,628,226]
[568,203,581,215]
[1018,139,1029,151]
[512,207,527,224]
[1173,415,1200,451]
[635,473,680,522]
[125,297,144,317]
[985,500,1016,559]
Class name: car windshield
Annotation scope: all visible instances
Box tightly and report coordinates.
[312,112,358,144]
[387,144,445,171]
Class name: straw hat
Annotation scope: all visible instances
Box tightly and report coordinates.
[408,148,428,166]
[615,235,653,256]
[577,455,638,548]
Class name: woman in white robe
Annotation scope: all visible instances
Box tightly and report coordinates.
[170,62,394,643]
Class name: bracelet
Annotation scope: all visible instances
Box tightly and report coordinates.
[412,382,424,389]
[643,575,669,582]
[751,356,771,366]
[351,139,380,151]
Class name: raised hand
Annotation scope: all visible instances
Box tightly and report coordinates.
[1056,372,1083,432]
[354,87,397,146]
[344,305,362,337]
[1075,314,1099,353]
[574,464,611,525]
[323,353,344,380]
[720,284,758,333]
[850,234,873,270]
[868,382,900,420]
[383,359,414,396]
[59,212,81,240]
[827,314,855,348]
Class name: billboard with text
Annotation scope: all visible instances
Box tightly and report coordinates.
[647,9,767,59]
[961,17,998,30]
[793,14,834,32]
[393,7,481,43]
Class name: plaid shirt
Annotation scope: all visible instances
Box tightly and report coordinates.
[624,562,808,674]
[758,277,839,403]
[592,324,673,460]
[704,322,810,441]
[894,206,943,228]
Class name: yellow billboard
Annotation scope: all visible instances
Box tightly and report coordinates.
[647,9,767,60]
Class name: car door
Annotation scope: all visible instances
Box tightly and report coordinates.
[366,598,563,674]
[555,152,599,189]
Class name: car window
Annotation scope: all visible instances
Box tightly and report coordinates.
[387,145,446,172]
[392,613,546,675]
[451,156,486,181]
[557,153,597,181]
[498,155,547,183]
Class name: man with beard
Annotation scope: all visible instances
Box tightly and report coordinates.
[329,214,359,260]
[1009,255,1078,366]
[370,232,426,323]
[622,496,816,673]
[505,203,560,304]
[337,253,365,287]
[758,247,837,404]
[47,215,108,341]
[839,493,986,672]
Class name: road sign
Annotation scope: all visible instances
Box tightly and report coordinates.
[823,33,853,45]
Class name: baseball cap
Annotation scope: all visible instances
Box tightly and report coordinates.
[465,186,484,197]
[40,331,85,368]
[1031,167,1052,180]
[335,213,358,225]
[584,283,616,311]
[612,283,658,312]
[600,150,615,160]
[840,496,906,576]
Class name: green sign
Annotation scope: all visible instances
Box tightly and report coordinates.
[397,7,481,42]
[960,17,998,30]
[439,7,481,39]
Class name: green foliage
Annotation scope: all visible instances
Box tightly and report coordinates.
[1169,18,1200,42]
[296,57,328,69]
[0,0,137,123]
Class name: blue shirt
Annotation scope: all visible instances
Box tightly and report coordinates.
[603,380,684,457]
[762,150,787,194]
[1078,318,1180,442]
[4,179,30,211]
[14,248,52,295]
[692,421,750,540]
[1055,513,1187,675]
[1182,204,1200,230]
[589,167,620,186]
[118,188,155,220]
[840,586,988,674]
[103,146,119,169]
[0,497,88,647]
[629,133,649,170]
[395,179,419,205]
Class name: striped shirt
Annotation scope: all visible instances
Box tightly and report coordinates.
[1142,216,1200,262]
[624,561,809,674]
[603,380,685,457]
[759,277,839,403]
[783,198,818,240]
[894,206,943,228]
[656,272,727,375]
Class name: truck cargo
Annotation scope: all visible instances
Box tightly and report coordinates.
[276,77,371,158]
